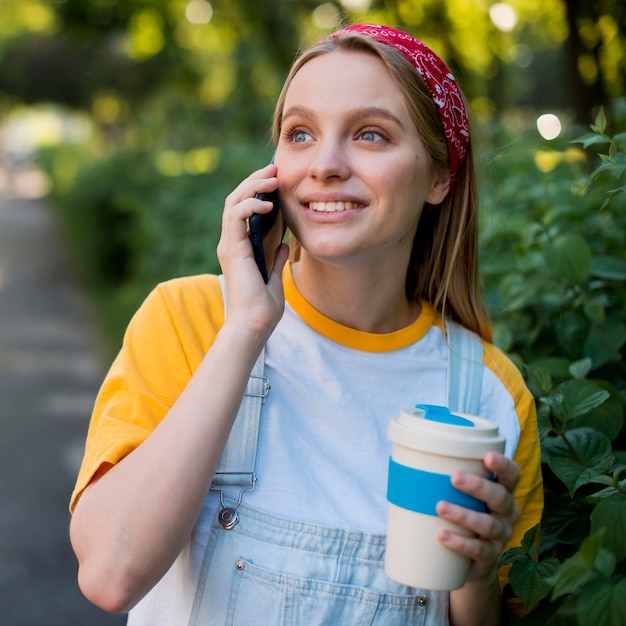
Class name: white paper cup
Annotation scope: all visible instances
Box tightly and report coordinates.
[385,404,505,590]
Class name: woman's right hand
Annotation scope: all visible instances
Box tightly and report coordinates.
[217,163,289,339]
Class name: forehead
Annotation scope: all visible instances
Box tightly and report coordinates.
[283,49,410,117]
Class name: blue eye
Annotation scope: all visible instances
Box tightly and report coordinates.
[285,129,312,144]
[359,130,384,142]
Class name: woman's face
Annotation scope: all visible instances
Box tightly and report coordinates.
[274,49,449,270]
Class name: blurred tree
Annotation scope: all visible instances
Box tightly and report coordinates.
[0,0,198,110]
[0,0,623,143]
[378,0,624,122]
[562,0,625,121]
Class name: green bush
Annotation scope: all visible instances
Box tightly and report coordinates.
[39,137,272,350]
[482,105,626,624]
[39,143,155,284]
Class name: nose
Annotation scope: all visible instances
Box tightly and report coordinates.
[307,139,350,182]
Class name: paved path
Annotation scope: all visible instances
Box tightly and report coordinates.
[0,187,127,625]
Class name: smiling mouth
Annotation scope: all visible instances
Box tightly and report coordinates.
[308,201,364,213]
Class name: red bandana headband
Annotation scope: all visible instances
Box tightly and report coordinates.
[330,24,469,179]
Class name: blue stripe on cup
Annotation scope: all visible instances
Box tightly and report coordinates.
[387,458,488,516]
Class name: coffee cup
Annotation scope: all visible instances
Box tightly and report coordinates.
[385,404,506,590]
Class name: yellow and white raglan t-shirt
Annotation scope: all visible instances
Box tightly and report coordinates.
[71,261,543,623]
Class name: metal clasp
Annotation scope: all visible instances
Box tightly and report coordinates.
[210,472,256,530]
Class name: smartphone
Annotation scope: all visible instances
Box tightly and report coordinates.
[249,189,280,283]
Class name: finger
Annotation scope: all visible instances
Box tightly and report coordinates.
[224,165,277,209]
[436,500,512,544]
[483,452,520,491]
[438,528,500,564]
[449,470,518,520]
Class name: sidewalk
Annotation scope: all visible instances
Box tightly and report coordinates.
[0,177,127,624]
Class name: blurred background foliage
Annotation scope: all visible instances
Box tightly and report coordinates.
[1,1,625,622]
[1,0,623,345]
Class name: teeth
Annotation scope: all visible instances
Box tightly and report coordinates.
[308,201,362,212]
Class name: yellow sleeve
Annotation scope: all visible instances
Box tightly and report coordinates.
[483,343,544,592]
[69,274,225,512]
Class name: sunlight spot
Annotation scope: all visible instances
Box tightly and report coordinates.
[339,0,373,10]
[537,113,562,140]
[312,4,340,30]
[489,3,518,32]
[186,0,213,25]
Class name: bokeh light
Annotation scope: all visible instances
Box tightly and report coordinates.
[340,0,373,10]
[186,0,213,25]
[489,3,518,32]
[536,113,562,140]
[312,3,340,29]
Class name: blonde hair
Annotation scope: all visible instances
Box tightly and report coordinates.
[272,32,492,342]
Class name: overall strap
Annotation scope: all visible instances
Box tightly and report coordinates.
[445,320,483,415]
[211,276,268,493]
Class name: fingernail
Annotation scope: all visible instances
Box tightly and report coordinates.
[438,502,452,515]
[455,471,467,485]
[440,530,452,543]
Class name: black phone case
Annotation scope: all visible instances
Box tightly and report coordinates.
[250,190,280,283]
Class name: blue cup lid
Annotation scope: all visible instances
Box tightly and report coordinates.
[415,404,474,427]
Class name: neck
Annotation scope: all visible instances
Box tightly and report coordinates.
[290,255,420,334]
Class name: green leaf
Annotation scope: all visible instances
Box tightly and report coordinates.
[509,557,560,609]
[546,428,614,496]
[525,365,553,397]
[593,107,607,133]
[586,483,620,503]
[499,546,528,567]
[590,162,626,190]
[543,234,591,285]
[590,494,626,561]
[584,317,626,369]
[600,188,625,211]
[548,532,612,600]
[576,576,626,626]
[572,132,610,149]
[549,550,595,599]
[531,357,571,379]
[539,492,592,551]
[574,381,624,441]
[578,530,605,565]
[590,255,626,280]
[556,311,591,361]
[549,379,611,421]
[583,300,606,324]
[520,523,540,552]
[499,525,541,567]
[562,379,611,418]
[568,357,592,379]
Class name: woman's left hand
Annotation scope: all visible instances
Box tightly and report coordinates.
[436,452,520,583]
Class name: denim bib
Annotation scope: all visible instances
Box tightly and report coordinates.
[187,278,482,625]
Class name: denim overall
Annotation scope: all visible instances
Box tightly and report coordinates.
[188,279,483,626]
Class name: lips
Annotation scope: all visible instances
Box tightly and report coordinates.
[308,201,364,213]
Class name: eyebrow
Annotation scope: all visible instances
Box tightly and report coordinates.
[282,105,406,130]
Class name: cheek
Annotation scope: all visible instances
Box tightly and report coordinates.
[276,164,305,202]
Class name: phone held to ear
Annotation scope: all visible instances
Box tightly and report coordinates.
[249,189,280,283]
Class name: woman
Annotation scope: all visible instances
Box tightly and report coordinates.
[69,24,543,625]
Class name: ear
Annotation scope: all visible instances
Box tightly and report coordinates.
[425,175,452,205]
